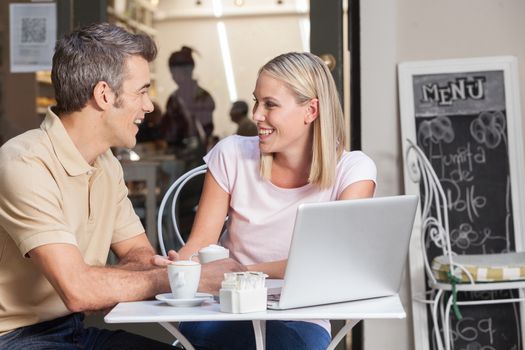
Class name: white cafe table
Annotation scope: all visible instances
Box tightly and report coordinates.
[104,294,405,350]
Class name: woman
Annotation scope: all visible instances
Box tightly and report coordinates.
[175,52,376,349]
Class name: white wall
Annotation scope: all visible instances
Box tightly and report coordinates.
[361,1,525,349]
[154,1,308,139]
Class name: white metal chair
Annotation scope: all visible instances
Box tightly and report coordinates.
[155,164,227,350]
[405,139,525,350]
[157,164,208,256]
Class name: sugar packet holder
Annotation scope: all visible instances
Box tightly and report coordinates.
[219,272,268,313]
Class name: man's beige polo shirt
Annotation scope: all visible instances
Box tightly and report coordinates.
[0,110,145,335]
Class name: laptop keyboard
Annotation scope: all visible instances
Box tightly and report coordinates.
[267,293,281,302]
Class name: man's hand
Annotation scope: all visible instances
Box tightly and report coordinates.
[198,258,246,294]
[151,250,179,267]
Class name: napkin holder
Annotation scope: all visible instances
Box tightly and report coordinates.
[219,272,267,313]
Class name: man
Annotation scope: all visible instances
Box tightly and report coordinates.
[229,100,258,137]
[0,23,240,349]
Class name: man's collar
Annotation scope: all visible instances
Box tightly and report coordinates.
[41,108,96,176]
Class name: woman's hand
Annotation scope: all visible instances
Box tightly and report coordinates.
[150,249,179,267]
[198,258,247,294]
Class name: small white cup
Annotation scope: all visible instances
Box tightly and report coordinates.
[167,260,201,299]
[198,244,230,264]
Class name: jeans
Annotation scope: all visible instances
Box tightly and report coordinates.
[0,313,175,350]
[179,320,331,350]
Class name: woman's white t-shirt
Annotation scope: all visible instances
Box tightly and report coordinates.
[204,135,377,332]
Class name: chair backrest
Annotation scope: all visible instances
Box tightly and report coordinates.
[405,139,457,284]
[157,164,208,256]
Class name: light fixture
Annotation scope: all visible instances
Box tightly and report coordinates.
[212,0,223,17]
[320,54,336,71]
[217,22,238,102]
[234,0,244,6]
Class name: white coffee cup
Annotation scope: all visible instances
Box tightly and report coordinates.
[167,260,201,299]
[198,244,229,264]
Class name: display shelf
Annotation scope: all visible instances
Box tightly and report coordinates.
[36,71,55,115]
[36,106,49,115]
[107,0,158,98]
[36,70,52,84]
[107,0,157,36]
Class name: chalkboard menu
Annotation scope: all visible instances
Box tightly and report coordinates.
[399,57,525,350]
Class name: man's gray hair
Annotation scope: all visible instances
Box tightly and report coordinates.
[51,22,157,114]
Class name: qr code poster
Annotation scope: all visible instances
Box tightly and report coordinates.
[9,3,56,73]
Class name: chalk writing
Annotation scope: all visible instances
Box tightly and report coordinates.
[417,113,512,255]
[449,224,510,252]
[446,184,486,223]
[452,317,495,345]
[431,293,521,350]
[418,115,454,146]
[438,143,486,183]
[416,111,519,349]
[421,77,486,106]
[470,111,507,149]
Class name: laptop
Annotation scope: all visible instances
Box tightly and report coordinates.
[267,195,418,310]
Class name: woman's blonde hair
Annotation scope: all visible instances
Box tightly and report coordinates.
[258,52,346,188]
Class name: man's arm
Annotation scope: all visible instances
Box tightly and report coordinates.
[29,236,169,312]
[112,233,158,270]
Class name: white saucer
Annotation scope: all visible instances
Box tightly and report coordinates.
[155,293,214,307]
